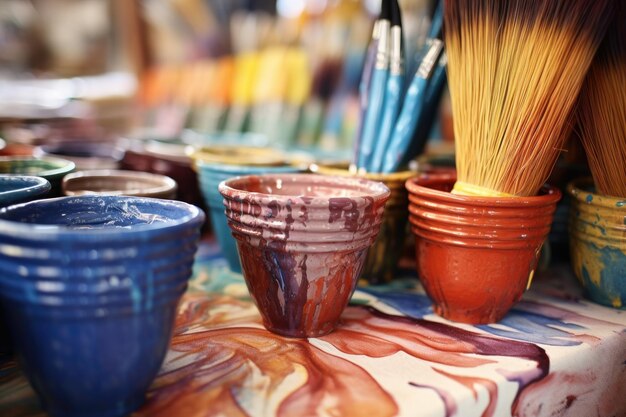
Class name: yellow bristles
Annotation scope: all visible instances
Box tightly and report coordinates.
[577,3,626,198]
[444,0,613,196]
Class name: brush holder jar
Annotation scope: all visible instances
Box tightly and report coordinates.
[219,174,390,337]
[311,164,413,284]
[568,179,626,309]
[406,172,561,324]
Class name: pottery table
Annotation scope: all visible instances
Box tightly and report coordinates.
[1,241,625,417]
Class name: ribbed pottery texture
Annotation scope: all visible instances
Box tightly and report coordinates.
[219,174,390,337]
[312,164,413,284]
[0,175,51,355]
[406,173,561,324]
[0,196,204,417]
[568,178,626,309]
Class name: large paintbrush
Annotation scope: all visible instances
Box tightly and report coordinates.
[576,1,626,198]
[444,0,613,197]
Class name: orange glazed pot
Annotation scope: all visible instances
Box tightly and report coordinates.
[406,173,561,324]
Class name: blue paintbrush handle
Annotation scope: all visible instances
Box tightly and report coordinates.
[428,0,443,39]
[353,39,380,164]
[399,54,448,166]
[369,73,403,172]
[357,68,388,169]
[381,76,428,173]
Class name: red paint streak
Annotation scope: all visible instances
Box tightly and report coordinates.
[139,295,398,417]
[138,294,551,417]
[433,368,499,417]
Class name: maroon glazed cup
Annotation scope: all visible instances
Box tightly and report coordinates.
[219,174,390,337]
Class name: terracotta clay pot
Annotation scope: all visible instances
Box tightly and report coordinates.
[311,163,414,284]
[568,179,626,309]
[406,172,561,324]
[219,174,390,337]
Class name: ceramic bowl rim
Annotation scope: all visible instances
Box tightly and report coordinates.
[406,173,561,207]
[191,145,288,167]
[0,175,51,202]
[0,195,204,239]
[310,163,416,183]
[219,173,391,207]
[34,141,126,161]
[197,162,300,175]
[0,156,76,179]
[567,177,626,209]
[62,169,177,197]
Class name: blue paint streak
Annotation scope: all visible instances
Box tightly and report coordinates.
[477,311,586,347]
[359,288,589,346]
[357,288,433,318]
[580,244,626,308]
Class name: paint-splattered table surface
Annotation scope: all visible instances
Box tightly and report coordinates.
[1,242,625,417]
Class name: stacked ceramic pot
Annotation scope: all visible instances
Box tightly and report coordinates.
[568,179,626,308]
[406,172,561,324]
[0,196,204,417]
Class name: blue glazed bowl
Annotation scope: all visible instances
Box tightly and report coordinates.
[2,296,179,417]
[0,196,204,417]
[0,175,50,355]
[196,161,301,272]
[0,156,75,196]
[0,175,50,207]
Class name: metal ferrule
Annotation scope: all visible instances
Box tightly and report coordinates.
[389,26,403,76]
[417,38,443,79]
[375,20,390,70]
[372,19,381,41]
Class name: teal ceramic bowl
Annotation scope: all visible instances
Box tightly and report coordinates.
[0,175,51,207]
[0,157,75,197]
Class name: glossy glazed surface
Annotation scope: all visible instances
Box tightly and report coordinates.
[568,178,626,308]
[0,175,50,207]
[406,173,561,324]
[0,196,204,417]
[220,174,390,337]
